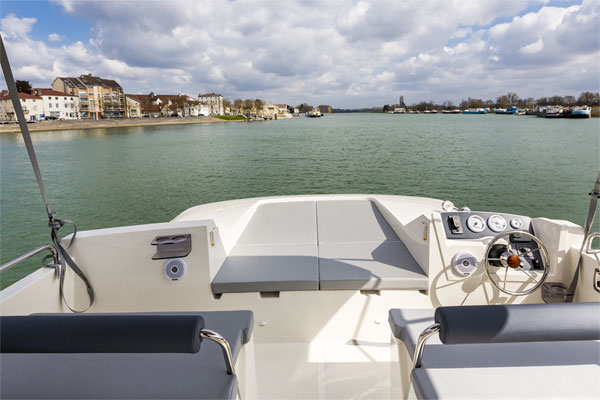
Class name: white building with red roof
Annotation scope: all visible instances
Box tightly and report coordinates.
[0,91,44,122]
[32,89,80,120]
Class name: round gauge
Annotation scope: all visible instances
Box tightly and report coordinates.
[510,218,523,229]
[442,200,455,212]
[467,215,486,233]
[488,214,507,232]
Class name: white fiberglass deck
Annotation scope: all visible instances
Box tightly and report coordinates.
[1,193,598,399]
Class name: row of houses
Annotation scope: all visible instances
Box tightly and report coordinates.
[0,73,225,122]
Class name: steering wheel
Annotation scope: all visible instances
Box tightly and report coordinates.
[484,230,550,295]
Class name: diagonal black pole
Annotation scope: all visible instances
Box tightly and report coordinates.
[0,34,53,220]
[1,33,94,312]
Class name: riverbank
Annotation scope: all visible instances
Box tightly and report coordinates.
[0,115,239,133]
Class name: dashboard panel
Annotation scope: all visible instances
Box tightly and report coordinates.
[440,212,533,239]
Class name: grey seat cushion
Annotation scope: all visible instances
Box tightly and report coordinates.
[1,311,253,399]
[317,200,398,244]
[388,308,600,399]
[237,201,317,245]
[319,242,428,290]
[212,244,319,294]
[213,200,427,293]
[317,201,427,290]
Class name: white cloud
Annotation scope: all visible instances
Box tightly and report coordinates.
[520,38,544,54]
[1,0,598,107]
[48,33,64,42]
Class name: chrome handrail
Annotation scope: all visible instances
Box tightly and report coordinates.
[200,329,241,399]
[413,323,441,368]
[583,232,600,255]
[0,245,60,274]
[200,329,236,375]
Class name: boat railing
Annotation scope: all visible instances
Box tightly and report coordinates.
[0,245,60,275]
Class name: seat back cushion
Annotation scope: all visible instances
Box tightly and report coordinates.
[434,302,600,345]
[1,314,204,353]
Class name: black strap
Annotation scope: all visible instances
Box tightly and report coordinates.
[1,34,94,312]
[566,171,600,301]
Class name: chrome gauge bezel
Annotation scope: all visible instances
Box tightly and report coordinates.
[510,217,523,229]
[466,215,486,233]
[487,214,507,232]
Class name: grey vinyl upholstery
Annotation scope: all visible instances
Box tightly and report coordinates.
[1,311,253,399]
[389,306,600,399]
[435,302,600,344]
[212,200,428,293]
[1,314,204,353]
[317,200,427,290]
[212,244,319,293]
[212,202,319,294]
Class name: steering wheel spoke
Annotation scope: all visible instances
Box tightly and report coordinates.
[484,230,550,296]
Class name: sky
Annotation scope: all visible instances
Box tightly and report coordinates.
[0,0,598,108]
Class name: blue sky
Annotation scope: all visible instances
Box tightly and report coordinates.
[1,1,90,43]
[1,0,598,108]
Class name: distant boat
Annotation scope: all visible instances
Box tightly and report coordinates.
[442,109,461,114]
[392,107,406,114]
[495,107,519,115]
[306,110,322,118]
[565,106,591,118]
[462,108,487,114]
[545,106,563,118]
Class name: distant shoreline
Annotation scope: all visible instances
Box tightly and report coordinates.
[0,116,243,134]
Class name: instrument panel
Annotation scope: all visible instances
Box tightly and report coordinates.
[441,212,533,239]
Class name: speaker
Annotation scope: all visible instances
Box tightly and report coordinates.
[164,258,187,281]
[451,252,478,276]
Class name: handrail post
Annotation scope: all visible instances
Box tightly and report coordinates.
[413,323,441,368]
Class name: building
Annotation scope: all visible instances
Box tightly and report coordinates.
[128,93,208,117]
[125,95,141,118]
[317,105,332,114]
[0,91,44,122]
[197,93,224,115]
[52,74,125,119]
[32,89,80,119]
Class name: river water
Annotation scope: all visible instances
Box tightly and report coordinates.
[1,113,598,288]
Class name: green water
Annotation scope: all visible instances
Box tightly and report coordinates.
[1,114,598,288]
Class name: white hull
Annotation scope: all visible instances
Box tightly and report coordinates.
[1,194,598,399]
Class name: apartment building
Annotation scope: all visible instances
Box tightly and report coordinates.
[52,74,125,119]
[0,91,44,122]
[125,95,141,118]
[197,93,224,115]
[32,89,80,119]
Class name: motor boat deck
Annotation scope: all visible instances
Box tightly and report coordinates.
[1,193,599,399]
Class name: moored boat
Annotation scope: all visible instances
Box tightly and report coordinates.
[462,108,487,114]
[494,107,519,114]
[565,106,592,118]
[545,105,563,118]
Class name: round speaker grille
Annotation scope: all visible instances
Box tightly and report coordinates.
[164,258,187,280]
[451,252,478,276]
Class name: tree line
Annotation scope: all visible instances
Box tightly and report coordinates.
[382,91,600,112]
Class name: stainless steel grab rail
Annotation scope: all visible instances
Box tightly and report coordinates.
[583,232,600,255]
[0,245,60,274]
[413,323,441,368]
[200,329,241,399]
